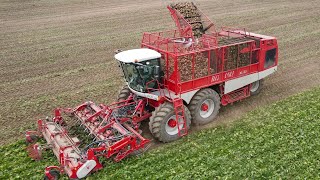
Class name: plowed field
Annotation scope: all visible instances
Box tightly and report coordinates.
[0,0,319,145]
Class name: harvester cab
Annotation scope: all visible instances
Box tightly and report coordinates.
[115,48,162,93]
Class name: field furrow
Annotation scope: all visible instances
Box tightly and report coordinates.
[0,0,319,145]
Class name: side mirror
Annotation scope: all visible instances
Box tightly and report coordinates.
[154,66,160,78]
[114,49,122,54]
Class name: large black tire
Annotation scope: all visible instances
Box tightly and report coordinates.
[188,88,221,125]
[44,170,60,180]
[117,85,131,102]
[250,80,263,96]
[149,102,191,143]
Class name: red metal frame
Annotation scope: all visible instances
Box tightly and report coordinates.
[221,85,250,106]
[139,7,277,144]
[141,6,278,97]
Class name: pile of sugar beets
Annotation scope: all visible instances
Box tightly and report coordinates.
[170,2,214,82]
[168,2,251,82]
[170,2,204,38]
[225,43,251,70]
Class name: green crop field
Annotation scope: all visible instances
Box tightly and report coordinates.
[1,87,319,179]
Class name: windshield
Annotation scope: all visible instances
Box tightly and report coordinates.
[121,58,160,92]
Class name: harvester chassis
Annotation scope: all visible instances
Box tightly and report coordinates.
[25,2,278,179]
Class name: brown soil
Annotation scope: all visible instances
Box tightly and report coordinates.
[0,0,319,146]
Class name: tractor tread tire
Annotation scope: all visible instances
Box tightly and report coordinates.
[188,88,220,125]
[117,85,131,102]
[149,102,191,143]
[250,79,263,96]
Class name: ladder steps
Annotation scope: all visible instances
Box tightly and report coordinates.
[173,98,188,137]
[225,87,250,104]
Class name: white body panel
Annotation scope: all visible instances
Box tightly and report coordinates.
[128,86,199,104]
[76,160,97,179]
[224,66,277,94]
[259,66,278,79]
[180,89,199,104]
[128,86,160,101]
[224,73,259,94]
[115,48,161,63]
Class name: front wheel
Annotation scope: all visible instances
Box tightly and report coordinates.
[117,85,131,102]
[149,102,191,143]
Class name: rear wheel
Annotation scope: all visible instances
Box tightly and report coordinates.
[117,85,131,102]
[149,102,191,143]
[188,88,220,125]
[250,80,263,95]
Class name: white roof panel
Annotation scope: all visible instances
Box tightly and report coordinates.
[114,48,161,63]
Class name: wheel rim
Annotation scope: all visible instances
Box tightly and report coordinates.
[250,81,260,92]
[200,99,215,118]
[165,115,184,135]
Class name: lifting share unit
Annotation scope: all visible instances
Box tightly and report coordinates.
[26,96,151,179]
